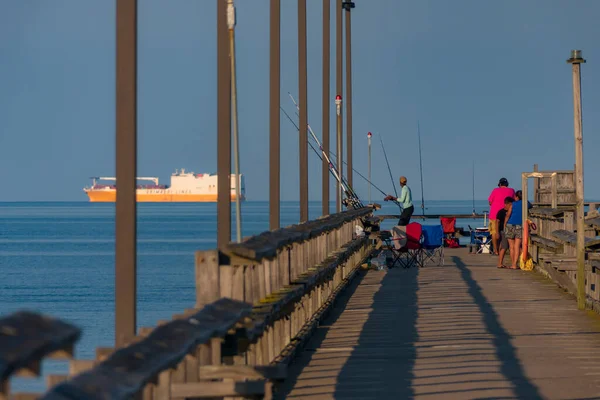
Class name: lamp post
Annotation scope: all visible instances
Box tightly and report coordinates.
[343,0,355,188]
[335,94,343,211]
[367,131,372,204]
[335,0,343,213]
[567,49,586,310]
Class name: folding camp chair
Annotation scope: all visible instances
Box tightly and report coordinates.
[421,225,445,266]
[440,217,460,247]
[468,225,492,254]
[392,222,423,268]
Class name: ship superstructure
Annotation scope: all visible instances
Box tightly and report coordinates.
[83,169,245,202]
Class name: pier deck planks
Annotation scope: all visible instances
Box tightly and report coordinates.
[278,248,600,399]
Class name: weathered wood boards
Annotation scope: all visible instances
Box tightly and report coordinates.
[5,208,373,399]
[551,229,600,248]
[225,207,372,261]
[0,312,80,399]
[42,299,251,400]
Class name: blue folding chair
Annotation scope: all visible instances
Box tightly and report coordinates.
[421,225,445,266]
[468,225,492,254]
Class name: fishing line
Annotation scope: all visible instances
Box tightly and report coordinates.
[286,94,364,208]
[281,106,388,198]
[378,133,398,198]
[417,121,425,215]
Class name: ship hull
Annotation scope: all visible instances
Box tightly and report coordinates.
[85,191,243,202]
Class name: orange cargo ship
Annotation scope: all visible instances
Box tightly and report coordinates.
[83,169,245,202]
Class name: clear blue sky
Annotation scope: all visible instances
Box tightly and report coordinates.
[1,0,599,201]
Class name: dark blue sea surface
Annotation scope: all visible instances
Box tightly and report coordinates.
[0,200,489,392]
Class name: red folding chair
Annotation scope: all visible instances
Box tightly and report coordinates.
[393,222,423,268]
[440,217,460,248]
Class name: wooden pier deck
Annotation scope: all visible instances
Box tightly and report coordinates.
[278,248,600,400]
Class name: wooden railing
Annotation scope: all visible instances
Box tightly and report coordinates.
[529,207,600,311]
[1,207,375,399]
[194,206,374,371]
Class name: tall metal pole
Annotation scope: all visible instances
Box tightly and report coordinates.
[228,0,242,242]
[115,0,137,348]
[367,131,372,203]
[298,0,308,222]
[335,0,343,212]
[567,49,586,310]
[343,1,355,188]
[217,0,231,248]
[321,0,330,217]
[269,0,280,230]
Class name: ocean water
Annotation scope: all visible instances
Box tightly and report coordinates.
[0,200,489,392]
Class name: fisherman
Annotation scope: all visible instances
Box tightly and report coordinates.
[384,176,414,226]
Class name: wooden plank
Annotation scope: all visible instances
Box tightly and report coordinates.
[41,298,252,400]
[587,216,600,230]
[198,365,286,381]
[0,312,80,381]
[170,380,267,398]
[529,208,569,218]
[530,234,563,252]
[552,229,600,248]
[225,207,373,261]
[195,250,221,308]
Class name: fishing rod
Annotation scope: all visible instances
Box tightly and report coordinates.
[417,121,425,216]
[281,105,360,209]
[472,161,476,215]
[287,93,364,209]
[281,106,388,199]
[378,133,402,211]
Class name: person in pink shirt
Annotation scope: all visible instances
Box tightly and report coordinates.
[488,178,515,255]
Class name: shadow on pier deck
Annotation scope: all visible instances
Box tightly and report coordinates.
[278,248,600,399]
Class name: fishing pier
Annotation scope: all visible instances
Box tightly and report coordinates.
[2,1,600,399]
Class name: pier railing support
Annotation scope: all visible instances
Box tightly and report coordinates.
[115,0,137,348]
[335,0,343,213]
[269,0,281,230]
[343,1,355,188]
[298,0,308,222]
[217,0,232,249]
[321,0,330,217]
[567,50,586,310]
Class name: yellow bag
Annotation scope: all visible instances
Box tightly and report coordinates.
[519,253,534,271]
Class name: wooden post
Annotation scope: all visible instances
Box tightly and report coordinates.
[551,173,558,209]
[343,1,355,187]
[321,0,330,217]
[533,164,539,203]
[115,0,137,348]
[269,0,281,230]
[335,0,343,213]
[298,0,309,222]
[522,173,528,239]
[567,50,586,310]
[217,0,232,249]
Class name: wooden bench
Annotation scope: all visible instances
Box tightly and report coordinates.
[1,311,81,399]
[41,298,268,400]
[225,207,373,261]
[530,234,563,253]
[587,216,600,230]
[551,229,600,249]
[530,208,569,218]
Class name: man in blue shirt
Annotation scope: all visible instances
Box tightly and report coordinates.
[384,176,414,226]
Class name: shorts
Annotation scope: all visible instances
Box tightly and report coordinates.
[505,224,522,240]
[499,231,509,250]
[489,220,498,235]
